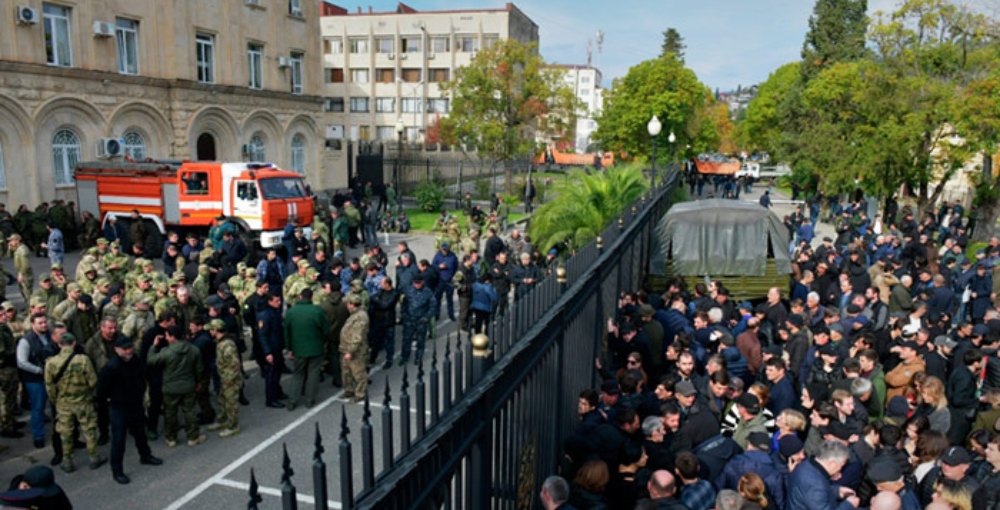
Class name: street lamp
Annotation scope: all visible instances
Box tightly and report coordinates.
[668,131,676,172]
[647,115,662,187]
[395,119,405,199]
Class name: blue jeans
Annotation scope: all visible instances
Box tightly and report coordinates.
[24,381,48,440]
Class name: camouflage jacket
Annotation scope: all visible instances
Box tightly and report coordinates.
[13,244,32,278]
[0,324,15,368]
[339,308,370,356]
[44,349,97,405]
[215,336,243,385]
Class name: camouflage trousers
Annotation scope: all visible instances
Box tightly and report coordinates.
[55,402,99,460]
[216,380,241,430]
[18,276,32,302]
[0,367,17,431]
[342,355,368,399]
[163,392,199,442]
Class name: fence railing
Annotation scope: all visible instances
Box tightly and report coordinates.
[247,167,681,509]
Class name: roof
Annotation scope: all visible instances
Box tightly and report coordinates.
[655,199,791,277]
[321,1,516,17]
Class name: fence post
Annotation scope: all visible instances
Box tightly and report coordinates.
[381,378,394,470]
[338,406,354,510]
[443,332,453,411]
[361,395,374,491]
[312,423,329,510]
[400,367,411,454]
[416,357,426,438]
[281,443,298,510]
[469,333,494,508]
[453,332,464,400]
[430,342,440,425]
[248,468,263,510]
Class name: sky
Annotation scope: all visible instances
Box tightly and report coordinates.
[328,0,996,91]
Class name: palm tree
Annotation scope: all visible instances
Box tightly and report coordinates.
[529,163,650,251]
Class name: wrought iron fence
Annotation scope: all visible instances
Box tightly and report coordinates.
[247,168,681,509]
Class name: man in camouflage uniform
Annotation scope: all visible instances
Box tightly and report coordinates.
[340,294,370,403]
[126,274,156,305]
[52,282,82,323]
[10,234,33,300]
[283,259,311,303]
[330,209,349,254]
[343,200,362,248]
[400,275,435,365]
[121,297,156,350]
[206,319,242,437]
[147,325,205,447]
[191,264,211,303]
[0,302,21,438]
[76,264,100,296]
[44,332,107,473]
[33,274,66,313]
[0,203,12,257]
[103,241,129,286]
[79,210,101,249]
[317,280,349,387]
[101,286,127,323]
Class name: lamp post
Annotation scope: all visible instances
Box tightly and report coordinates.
[668,131,676,174]
[647,115,662,188]
[395,119,405,197]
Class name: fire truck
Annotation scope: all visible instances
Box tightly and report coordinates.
[74,160,314,256]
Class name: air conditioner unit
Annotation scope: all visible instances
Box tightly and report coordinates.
[16,5,38,24]
[277,57,291,68]
[399,53,408,60]
[98,138,125,158]
[387,53,395,60]
[427,52,436,60]
[92,21,115,37]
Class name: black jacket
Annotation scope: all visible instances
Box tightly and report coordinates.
[674,402,720,453]
[97,354,147,410]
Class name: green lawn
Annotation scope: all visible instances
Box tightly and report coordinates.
[404,208,527,232]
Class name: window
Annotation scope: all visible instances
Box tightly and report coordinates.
[116,18,139,75]
[248,43,264,89]
[375,37,394,54]
[376,68,395,83]
[483,34,499,49]
[375,97,395,113]
[402,36,421,53]
[0,143,6,190]
[289,0,302,15]
[324,97,344,112]
[52,130,80,186]
[581,76,591,84]
[289,52,303,94]
[430,36,450,53]
[259,178,307,199]
[376,126,395,140]
[350,68,369,83]
[581,88,590,96]
[358,125,371,141]
[429,68,450,82]
[325,68,344,83]
[401,98,423,113]
[236,181,259,202]
[405,127,419,142]
[400,68,421,83]
[290,134,305,175]
[196,33,215,83]
[350,97,370,112]
[324,37,343,54]
[123,131,146,160]
[182,171,209,194]
[456,35,477,53]
[349,38,368,54]
[427,98,449,113]
[43,4,72,67]
[247,134,266,161]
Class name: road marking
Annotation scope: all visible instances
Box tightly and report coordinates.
[216,478,342,509]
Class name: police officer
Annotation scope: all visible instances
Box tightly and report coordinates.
[340,294,370,403]
[205,319,242,438]
[258,292,286,408]
[400,275,435,365]
[44,332,107,473]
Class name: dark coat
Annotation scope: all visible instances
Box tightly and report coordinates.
[786,458,856,510]
[674,403,721,453]
[717,449,786,510]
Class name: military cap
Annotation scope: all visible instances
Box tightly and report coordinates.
[204,239,213,248]
[346,293,363,305]
[306,268,319,279]
[29,296,46,308]
[296,259,311,268]
[172,273,187,283]
[237,262,247,272]
[81,263,96,273]
[66,283,81,293]
[7,234,20,242]
[198,264,210,274]
[110,241,121,249]
[1,301,14,311]
[205,319,226,331]
[60,333,77,344]
[40,273,53,282]
[50,263,64,271]
[139,295,155,305]
[638,304,654,317]
[217,283,232,297]
[114,336,133,348]
[154,281,168,293]
[96,238,109,245]
[245,268,257,278]
[140,259,154,268]
[350,279,363,289]
[137,274,152,284]
[96,277,111,288]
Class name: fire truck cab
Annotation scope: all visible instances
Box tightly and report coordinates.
[75,160,314,255]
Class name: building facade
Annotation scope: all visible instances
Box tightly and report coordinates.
[319,2,538,147]
[0,0,342,208]
[554,64,602,152]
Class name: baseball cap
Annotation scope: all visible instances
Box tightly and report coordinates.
[786,315,804,329]
[934,335,958,350]
[973,324,990,337]
[886,396,910,419]
[738,301,753,311]
[819,343,838,357]
[114,336,133,348]
[899,340,920,351]
[736,393,761,414]
[779,435,804,458]
[811,324,830,336]
[675,380,698,397]
[747,431,771,452]
[941,446,972,466]
[206,296,224,309]
[901,324,920,337]
[868,458,903,484]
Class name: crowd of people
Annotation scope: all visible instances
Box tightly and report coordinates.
[0,183,564,504]
[553,199,1000,510]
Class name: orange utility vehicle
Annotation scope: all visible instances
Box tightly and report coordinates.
[536,146,614,168]
[75,160,314,254]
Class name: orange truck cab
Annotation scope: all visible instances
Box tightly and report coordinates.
[75,160,313,252]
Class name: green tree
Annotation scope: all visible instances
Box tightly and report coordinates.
[735,62,800,154]
[957,69,1000,241]
[439,39,579,193]
[528,163,649,251]
[593,56,717,162]
[660,28,686,61]
[800,0,869,80]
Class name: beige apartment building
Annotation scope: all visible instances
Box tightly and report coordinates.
[319,2,538,147]
[0,0,340,207]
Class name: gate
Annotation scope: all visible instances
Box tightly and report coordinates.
[247,168,682,509]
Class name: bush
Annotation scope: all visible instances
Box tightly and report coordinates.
[415,180,447,212]
[501,192,522,207]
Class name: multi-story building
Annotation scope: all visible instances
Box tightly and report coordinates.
[0,0,335,207]
[319,2,538,147]
[553,64,602,152]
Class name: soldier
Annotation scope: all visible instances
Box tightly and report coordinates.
[103,241,128,286]
[0,302,21,438]
[32,275,66,315]
[146,325,205,448]
[191,264,211,304]
[330,209,349,254]
[205,319,242,438]
[283,259,311,303]
[101,285,127,323]
[126,274,156,305]
[316,280,349,388]
[456,255,477,332]
[120,297,155,351]
[128,209,147,255]
[400,275,435,365]
[283,288,328,410]
[52,283,82,323]
[92,278,112,308]
[76,264,100,296]
[344,200,361,248]
[340,294,370,403]
[44,332,107,473]
[0,203,12,257]
[79,210,101,249]
[257,292,286,408]
[9,234,33,300]
[64,294,98,345]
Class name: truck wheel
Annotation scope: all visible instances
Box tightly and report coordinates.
[144,221,163,259]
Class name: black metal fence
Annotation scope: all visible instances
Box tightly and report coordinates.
[388,155,533,199]
[248,168,681,509]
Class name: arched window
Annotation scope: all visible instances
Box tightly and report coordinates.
[52,129,81,186]
[247,134,266,162]
[290,134,306,175]
[123,131,146,161]
[0,142,7,190]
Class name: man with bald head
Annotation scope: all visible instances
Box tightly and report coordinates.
[641,469,689,509]
[870,491,901,510]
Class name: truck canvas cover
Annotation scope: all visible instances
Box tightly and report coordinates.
[655,199,791,277]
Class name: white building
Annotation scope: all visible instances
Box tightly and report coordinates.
[553,65,602,153]
[319,1,538,146]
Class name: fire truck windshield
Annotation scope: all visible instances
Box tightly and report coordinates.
[258,178,307,200]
